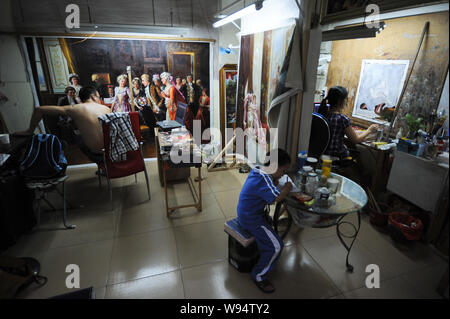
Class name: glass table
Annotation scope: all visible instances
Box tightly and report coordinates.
[273,172,368,272]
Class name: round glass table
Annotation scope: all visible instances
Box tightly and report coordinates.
[273,172,368,272]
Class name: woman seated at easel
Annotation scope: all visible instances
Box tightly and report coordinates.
[318,86,379,160]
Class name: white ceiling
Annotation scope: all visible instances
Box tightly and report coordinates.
[11,0,223,32]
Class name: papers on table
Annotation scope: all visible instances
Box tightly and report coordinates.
[278,174,300,193]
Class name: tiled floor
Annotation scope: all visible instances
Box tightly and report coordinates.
[3,161,448,299]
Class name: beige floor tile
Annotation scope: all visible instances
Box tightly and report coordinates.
[329,293,346,299]
[21,240,114,299]
[343,276,426,299]
[94,286,107,299]
[302,236,398,293]
[182,260,269,299]
[400,262,449,299]
[116,197,171,237]
[268,245,341,299]
[228,168,249,186]
[108,229,179,285]
[206,171,245,193]
[281,223,338,247]
[174,220,228,268]
[169,193,225,227]
[105,271,184,299]
[46,208,116,249]
[214,189,241,219]
[356,220,444,276]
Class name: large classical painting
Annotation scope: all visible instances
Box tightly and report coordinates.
[236,23,296,159]
[353,59,409,123]
[25,36,210,164]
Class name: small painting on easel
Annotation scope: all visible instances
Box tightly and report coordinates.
[353,59,409,123]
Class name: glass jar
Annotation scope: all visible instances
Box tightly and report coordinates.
[305,172,319,195]
[314,187,331,208]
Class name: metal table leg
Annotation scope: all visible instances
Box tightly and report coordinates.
[61,181,76,229]
[273,202,292,240]
[336,211,361,272]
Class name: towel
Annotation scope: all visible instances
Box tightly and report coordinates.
[98,113,139,163]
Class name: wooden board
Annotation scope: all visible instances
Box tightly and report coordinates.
[325,12,449,131]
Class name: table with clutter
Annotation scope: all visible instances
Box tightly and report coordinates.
[273,162,368,272]
[155,127,203,217]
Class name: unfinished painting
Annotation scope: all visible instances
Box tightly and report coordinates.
[353,59,409,123]
[237,23,296,160]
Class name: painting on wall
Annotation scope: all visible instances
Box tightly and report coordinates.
[353,59,409,123]
[236,23,296,158]
[26,36,211,164]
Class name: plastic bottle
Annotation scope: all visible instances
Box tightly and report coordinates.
[297,151,307,171]
[321,159,332,178]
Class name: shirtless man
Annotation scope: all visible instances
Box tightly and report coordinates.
[15,86,111,163]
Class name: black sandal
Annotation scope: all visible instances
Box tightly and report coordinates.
[254,279,275,294]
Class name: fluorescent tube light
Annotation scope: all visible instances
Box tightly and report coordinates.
[213,4,257,28]
[69,23,190,37]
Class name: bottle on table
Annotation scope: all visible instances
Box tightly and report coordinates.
[297,151,307,171]
[321,158,332,178]
[299,165,313,193]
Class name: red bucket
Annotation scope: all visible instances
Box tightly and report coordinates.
[388,212,423,242]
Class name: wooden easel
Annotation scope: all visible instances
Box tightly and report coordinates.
[207,134,239,172]
[386,22,429,140]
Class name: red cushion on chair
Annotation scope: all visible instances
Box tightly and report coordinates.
[100,112,146,179]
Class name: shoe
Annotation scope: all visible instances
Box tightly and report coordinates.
[254,279,275,294]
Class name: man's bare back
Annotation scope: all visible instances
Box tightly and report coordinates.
[67,102,111,154]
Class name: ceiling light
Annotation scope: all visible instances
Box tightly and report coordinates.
[213,2,264,28]
[69,23,190,36]
[322,22,386,41]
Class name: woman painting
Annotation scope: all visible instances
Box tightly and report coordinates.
[318,86,378,159]
[160,72,186,121]
[196,88,210,143]
[175,77,183,91]
[68,73,82,103]
[243,93,266,148]
[111,74,132,113]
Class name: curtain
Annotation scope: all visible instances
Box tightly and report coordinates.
[58,38,76,74]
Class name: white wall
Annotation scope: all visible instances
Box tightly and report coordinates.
[0,0,36,133]
[0,36,36,133]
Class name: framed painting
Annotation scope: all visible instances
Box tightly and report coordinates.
[219,64,238,149]
[352,59,409,123]
[167,51,195,79]
[143,41,163,63]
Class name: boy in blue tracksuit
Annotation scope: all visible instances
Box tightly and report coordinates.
[237,148,293,293]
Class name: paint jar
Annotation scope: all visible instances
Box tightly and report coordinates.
[306,157,318,170]
[306,172,319,195]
